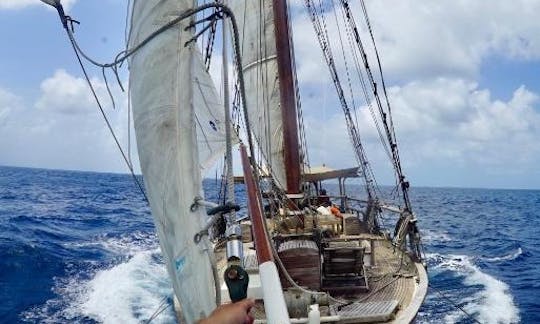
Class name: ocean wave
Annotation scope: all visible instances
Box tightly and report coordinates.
[422,229,452,243]
[62,230,159,256]
[483,248,523,262]
[74,249,174,324]
[427,253,520,324]
[22,234,174,323]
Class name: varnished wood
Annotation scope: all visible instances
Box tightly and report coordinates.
[272,0,301,194]
[277,239,321,290]
[240,144,273,264]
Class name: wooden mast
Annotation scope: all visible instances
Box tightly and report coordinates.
[272,0,301,194]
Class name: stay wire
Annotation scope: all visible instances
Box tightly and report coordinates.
[64,26,149,203]
[332,1,385,196]
[428,283,483,324]
[339,4,392,163]
[360,0,397,142]
[330,0,358,132]
[285,1,310,171]
[304,0,377,200]
[145,295,171,324]
[54,2,260,201]
[338,0,414,216]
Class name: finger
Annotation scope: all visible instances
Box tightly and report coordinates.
[237,298,255,311]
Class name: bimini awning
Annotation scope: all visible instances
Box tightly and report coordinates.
[233,165,359,184]
[304,165,360,182]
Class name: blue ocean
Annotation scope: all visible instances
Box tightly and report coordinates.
[1,165,538,323]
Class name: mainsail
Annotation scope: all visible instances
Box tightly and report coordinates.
[128,0,230,321]
[229,0,288,189]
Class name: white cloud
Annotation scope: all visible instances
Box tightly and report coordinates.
[288,0,540,188]
[304,78,540,187]
[0,0,76,10]
[0,69,138,174]
[390,80,540,166]
[36,69,101,115]
[0,87,21,126]
[292,0,540,83]
[1,1,539,188]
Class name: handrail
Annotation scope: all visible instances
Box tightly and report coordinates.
[324,195,404,214]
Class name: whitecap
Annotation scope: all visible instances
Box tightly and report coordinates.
[73,249,174,324]
[422,229,452,243]
[62,230,159,256]
[483,248,523,262]
[427,253,520,324]
[23,233,175,323]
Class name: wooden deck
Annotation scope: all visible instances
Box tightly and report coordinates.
[213,236,427,323]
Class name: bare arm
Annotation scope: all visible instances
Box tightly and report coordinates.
[198,299,255,324]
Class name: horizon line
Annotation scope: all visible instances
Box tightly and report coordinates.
[1,163,538,192]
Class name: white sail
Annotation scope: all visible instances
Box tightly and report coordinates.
[128,0,230,321]
[193,56,236,171]
[229,0,287,189]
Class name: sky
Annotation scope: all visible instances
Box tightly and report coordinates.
[1,0,540,189]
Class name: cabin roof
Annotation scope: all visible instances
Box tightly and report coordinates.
[233,165,359,184]
[304,166,360,182]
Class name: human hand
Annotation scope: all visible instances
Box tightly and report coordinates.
[198,299,255,324]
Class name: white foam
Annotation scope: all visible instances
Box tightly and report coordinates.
[62,230,158,255]
[428,253,520,324]
[24,232,175,323]
[444,308,470,324]
[483,248,523,262]
[76,249,175,324]
[422,229,452,243]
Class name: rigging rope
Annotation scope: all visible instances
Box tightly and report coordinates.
[359,0,398,143]
[303,0,378,203]
[203,1,222,71]
[49,1,262,200]
[338,4,393,164]
[329,0,388,199]
[144,296,171,324]
[339,0,413,213]
[64,20,149,203]
[428,283,484,324]
[330,0,359,132]
[303,0,424,258]
[285,2,311,172]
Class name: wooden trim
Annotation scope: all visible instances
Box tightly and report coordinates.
[240,144,273,264]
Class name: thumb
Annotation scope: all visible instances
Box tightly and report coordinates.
[237,298,255,311]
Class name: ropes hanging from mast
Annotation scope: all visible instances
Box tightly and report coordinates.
[44,0,263,204]
[339,0,413,212]
[286,2,311,173]
[303,0,424,258]
[303,0,378,201]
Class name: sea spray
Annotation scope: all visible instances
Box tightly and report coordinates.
[428,253,520,324]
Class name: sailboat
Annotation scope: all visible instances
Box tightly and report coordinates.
[44,0,428,322]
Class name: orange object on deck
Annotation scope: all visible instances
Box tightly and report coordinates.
[330,206,342,218]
